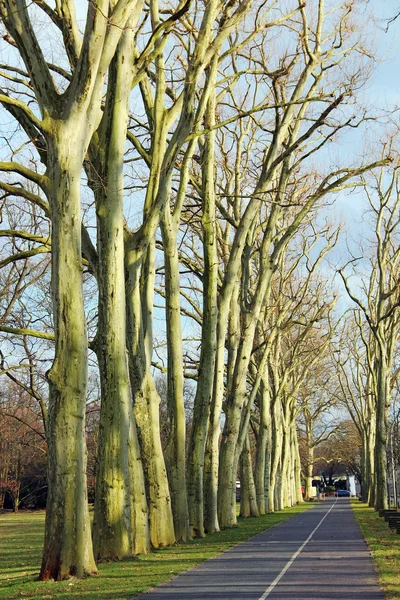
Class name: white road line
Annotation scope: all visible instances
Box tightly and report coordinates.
[258,499,338,600]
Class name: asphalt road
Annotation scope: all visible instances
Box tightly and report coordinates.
[133,498,384,600]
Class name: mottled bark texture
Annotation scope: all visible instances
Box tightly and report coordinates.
[92,25,149,560]
[41,140,96,580]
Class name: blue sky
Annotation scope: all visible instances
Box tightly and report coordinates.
[330,0,400,258]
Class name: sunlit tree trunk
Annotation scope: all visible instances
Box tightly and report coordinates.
[361,429,368,503]
[218,258,274,528]
[239,433,259,518]
[304,409,315,500]
[203,355,223,533]
[218,356,250,527]
[269,395,283,513]
[367,415,376,506]
[41,136,96,579]
[280,418,291,508]
[124,0,228,543]
[92,28,149,559]
[187,85,218,538]
[0,0,147,579]
[305,446,315,501]
[374,346,390,510]
[255,378,271,515]
[162,208,190,541]
[204,286,239,533]
[125,246,175,548]
[293,428,304,504]
[124,33,176,544]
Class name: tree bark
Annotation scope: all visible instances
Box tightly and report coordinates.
[269,395,283,513]
[239,433,259,518]
[255,379,271,515]
[40,139,96,580]
[305,446,315,501]
[187,87,218,538]
[374,349,389,510]
[125,249,175,548]
[162,212,190,542]
[218,262,274,527]
[293,427,304,504]
[91,27,150,560]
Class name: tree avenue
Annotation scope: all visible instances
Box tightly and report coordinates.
[0,0,399,584]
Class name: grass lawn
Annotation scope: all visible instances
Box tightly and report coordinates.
[0,503,312,600]
[351,500,400,600]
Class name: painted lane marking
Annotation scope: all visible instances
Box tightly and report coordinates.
[258,499,339,600]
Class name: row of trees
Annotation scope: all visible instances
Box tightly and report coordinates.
[0,0,399,583]
[336,158,400,507]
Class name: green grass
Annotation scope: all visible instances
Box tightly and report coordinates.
[351,500,400,600]
[0,503,312,600]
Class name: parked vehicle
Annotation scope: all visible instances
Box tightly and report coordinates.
[337,489,351,497]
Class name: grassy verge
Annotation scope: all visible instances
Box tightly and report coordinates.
[0,503,312,600]
[351,500,400,600]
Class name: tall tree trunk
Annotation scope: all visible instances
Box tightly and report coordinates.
[218,397,243,527]
[91,30,150,560]
[275,453,284,511]
[269,396,283,513]
[40,140,96,580]
[304,411,314,500]
[293,428,304,504]
[12,451,21,513]
[218,324,260,527]
[255,379,271,515]
[361,428,369,503]
[204,260,242,532]
[374,351,389,510]
[368,413,376,507]
[390,425,397,509]
[203,377,221,534]
[239,433,259,518]
[203,298,231,534]
[280,423,290,508]
[162,212,190,542]
[125,249,175,548]
[286,420,298,506]
[218,257,273,527]
[11,488,20,513]
[187,89,218,538]
[305,446,315,500]
[264,393,273,513]
[93,183,150,559]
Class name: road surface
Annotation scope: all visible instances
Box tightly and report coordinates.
[133,498,384,600]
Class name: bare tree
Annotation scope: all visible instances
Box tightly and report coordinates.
[334,313,377,504]
[339,153,400,510]
[0,0,149,579]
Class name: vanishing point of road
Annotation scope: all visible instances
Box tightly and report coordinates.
[134,498,384,600]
